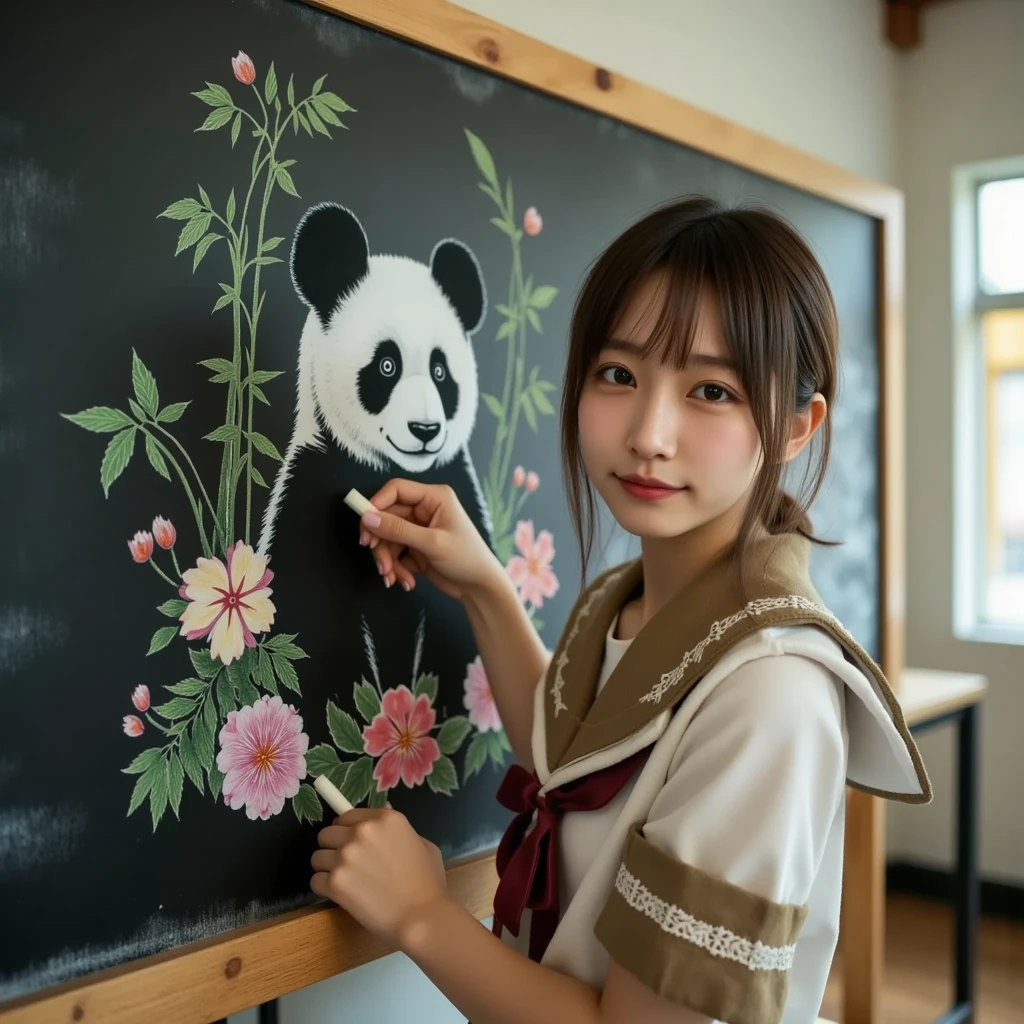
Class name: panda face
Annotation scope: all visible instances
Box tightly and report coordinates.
[290,204,486,473]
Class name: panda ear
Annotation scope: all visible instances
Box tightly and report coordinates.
[430,239,487,336]
[290,203,370,330]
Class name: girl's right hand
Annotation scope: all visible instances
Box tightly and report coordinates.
[358,479,501,600]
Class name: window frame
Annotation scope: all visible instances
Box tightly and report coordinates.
[952,157,1024,646]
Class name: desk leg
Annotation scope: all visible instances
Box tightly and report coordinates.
[954,705,979,1015]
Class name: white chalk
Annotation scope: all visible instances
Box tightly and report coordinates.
[344,488,375,517]
[313,774,354,815]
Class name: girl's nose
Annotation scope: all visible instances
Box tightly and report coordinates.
[627,392,679,461]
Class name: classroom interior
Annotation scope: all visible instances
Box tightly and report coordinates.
[1,0,1022,1022]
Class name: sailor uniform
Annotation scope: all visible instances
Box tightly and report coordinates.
[491,533,931,1024]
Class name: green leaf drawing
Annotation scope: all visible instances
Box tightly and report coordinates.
[312,99,344,128]
[252,256,283,267]
[216,671,236,716]
[484,730,510,766]
[367,787,388,810]
[531,382,555,415]
[193,82,232,107]
[190,648,219,679]
[145,434,171,481]
[127,758,161,817]
[287,73,296,108]
[490,217,517,239]
[263,633,307,657]
[260,236,285,253]
[307,743,342,777]
[466,129,498,190]
[159,198,203,221]
[495,320,515,341]
[230,111,241,148]
[191,710,215,772]
[427,755,458,796]
[528,285,558,309]
[463,733,488,781]
[414,672,439,705]
[129,398,147,422]
[61,406,133,433]
[312,74,327,95]
[353,680,381,723]
[271,653,301,695]
[123,747,163,776]
[197,106,234,132]
[193,232,223,271]
[317,91,353,112]
[131,349,159,417]
[255,648,277,694]
[157,401,190,423]
[327,700,364,753]
[208,764,224,801]
[437,716,472,755]
[306,105,330,137]
[167,752,185,818]
[199,357,235,378]
[146,625,177,655]
[148,756,170,831]
[292,783,322,824]
[251,465,268,487]
[265,61,278,105]
[175,214,212,256]
[296,108,313,137]
[166,678,207,696]
[179,731,206,793]
[205,424,239,443]
[341,757,374,805]
[481,394,504,422]
[520,391,538,431]
[152,696,198,720]
[526,307,543,334]
[99,428,135,498]
[247,430,283,461]
[275,165,300,198]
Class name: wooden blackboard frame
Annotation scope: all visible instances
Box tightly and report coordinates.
[0,1,905,1022]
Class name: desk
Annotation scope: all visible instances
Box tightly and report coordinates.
[899,669,987,1024]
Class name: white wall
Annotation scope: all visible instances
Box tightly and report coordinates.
[228,1,902,1021]
[886,0,1024,884]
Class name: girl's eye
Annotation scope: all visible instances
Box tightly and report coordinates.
[599,365,634,386]
[692,383,733,403]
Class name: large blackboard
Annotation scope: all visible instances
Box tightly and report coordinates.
[0,0,879,1002]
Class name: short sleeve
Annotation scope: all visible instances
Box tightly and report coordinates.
[593,653,847,1024]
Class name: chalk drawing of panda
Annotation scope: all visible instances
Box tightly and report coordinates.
[257,204,498,822]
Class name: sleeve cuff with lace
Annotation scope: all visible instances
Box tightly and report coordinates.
[593,823,809,1024]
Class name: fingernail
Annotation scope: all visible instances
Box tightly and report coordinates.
[384,575,391,588]
[363,512,381,528]
[369,536,379,550]
[376,560,384,575]
[401,580,411,591]
[359,529,368,546]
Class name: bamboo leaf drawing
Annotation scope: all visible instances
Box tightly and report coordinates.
[466,129,498,190]
[247,430,282,460]
[274,164,300,198]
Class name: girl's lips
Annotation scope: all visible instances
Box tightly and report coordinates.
[616,476,687,501]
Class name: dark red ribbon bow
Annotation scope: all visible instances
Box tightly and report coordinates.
[491,746,652,963]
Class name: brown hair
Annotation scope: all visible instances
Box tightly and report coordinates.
[560,195,840,590]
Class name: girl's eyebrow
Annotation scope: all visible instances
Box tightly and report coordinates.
[602,337,737,373]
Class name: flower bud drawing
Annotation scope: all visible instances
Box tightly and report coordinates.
[525,471,539,492]
[128,531,154,563]
[232,50,256,85]
[523,206,543,236]
[512,465,525,487]
[131,685,150,713]
[122,715,145,738]
[152,516,176,550]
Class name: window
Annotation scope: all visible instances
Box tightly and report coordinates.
[953,163,1024,642]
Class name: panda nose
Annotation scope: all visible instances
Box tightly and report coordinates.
[408,421,441,444]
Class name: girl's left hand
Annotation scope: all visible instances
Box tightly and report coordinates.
[310,808,449,948]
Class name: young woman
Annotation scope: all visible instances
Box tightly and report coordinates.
[308,197,931,1024]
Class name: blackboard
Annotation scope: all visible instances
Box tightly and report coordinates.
[1,0,883,1007]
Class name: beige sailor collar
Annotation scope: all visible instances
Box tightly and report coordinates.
[540,533,932,805]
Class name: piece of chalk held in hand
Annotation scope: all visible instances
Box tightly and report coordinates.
[344,488,375,517]
[314,774,354,816]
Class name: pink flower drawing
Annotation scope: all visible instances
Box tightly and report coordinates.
[217,695,308,820]
[463,656,501,733]
[132,685,150,713]
[505,520,558,608]
[128,531,153,563]
[232,50,256,85]
[123,715,144,737]
[152,516,176,550]
[512,465,525,488]
[523,206,543,236]
[362,686,441,791]
[178,541,275,666]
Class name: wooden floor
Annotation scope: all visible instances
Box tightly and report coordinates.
[819,894,1024,1023]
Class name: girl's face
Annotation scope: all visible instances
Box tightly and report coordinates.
[578,274,762,543]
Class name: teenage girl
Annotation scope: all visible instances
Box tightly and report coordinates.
[308,197,931,1024]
